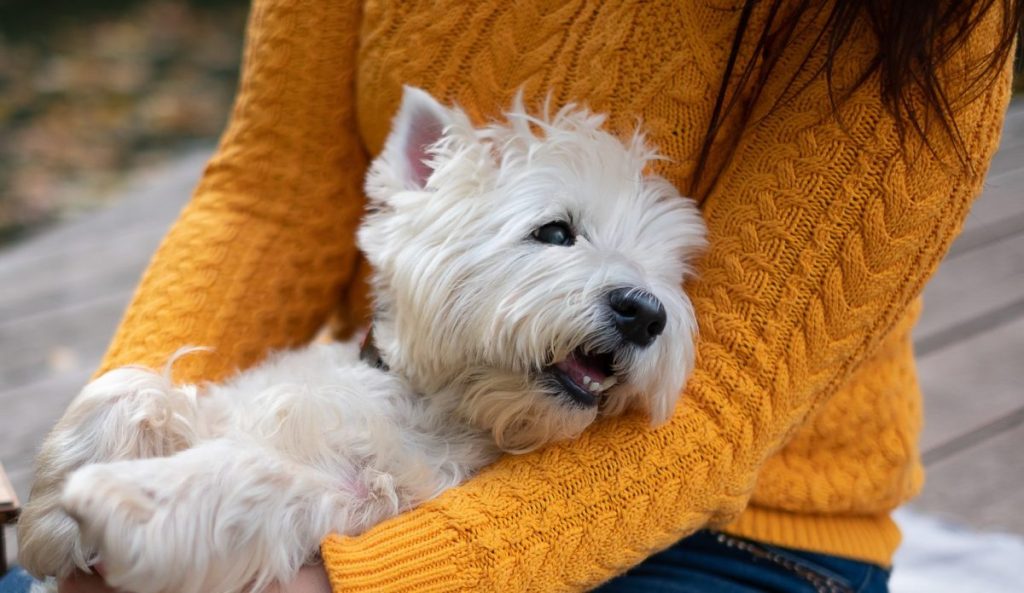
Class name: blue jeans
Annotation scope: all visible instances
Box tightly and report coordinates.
[595,531,890,593]
[0,531,889,593]
[0,567,34,593]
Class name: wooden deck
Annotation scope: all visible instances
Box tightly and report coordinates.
[2,103,1023,566]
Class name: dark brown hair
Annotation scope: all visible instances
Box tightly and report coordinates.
[692,0,1023,195]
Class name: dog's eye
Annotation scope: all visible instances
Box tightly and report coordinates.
[532,221,575,246]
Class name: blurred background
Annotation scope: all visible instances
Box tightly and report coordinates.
[0,0,245,246]
[0,2,1022,591]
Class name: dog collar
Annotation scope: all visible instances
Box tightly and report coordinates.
[359,326,389,371]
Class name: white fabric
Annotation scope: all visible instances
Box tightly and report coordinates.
[893,508,1024,593]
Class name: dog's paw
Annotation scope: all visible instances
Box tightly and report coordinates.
[61,463,184,593]
[62,464,159,529]
[19,369,200,580]
[16,490,94,580]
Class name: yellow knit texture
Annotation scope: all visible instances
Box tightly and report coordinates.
[98,1,1013,591]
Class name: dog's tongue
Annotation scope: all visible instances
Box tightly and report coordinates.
[555,352,614,394]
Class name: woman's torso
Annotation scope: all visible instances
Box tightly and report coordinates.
[347,0,924,562]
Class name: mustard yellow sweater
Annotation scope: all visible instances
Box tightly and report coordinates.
[98,1,1013,591]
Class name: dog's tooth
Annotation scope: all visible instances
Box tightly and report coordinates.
[600,376,618,390]
[583,375,592,385]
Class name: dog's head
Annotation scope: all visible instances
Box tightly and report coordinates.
[360,87,704,452]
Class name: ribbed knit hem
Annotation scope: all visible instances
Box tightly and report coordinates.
[321,511,486,592]
[721,505,902,568]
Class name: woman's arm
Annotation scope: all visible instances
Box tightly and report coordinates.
[99,0,367,383]
[319,9,1014,593]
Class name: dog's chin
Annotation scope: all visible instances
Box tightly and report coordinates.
[455,347,640,452]
[541,347,619,409]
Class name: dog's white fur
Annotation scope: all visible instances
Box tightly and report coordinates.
[18,87,705,593]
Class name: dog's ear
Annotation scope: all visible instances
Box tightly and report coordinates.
[381,86,455,190]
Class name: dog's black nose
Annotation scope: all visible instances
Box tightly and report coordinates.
[607,288,667,347]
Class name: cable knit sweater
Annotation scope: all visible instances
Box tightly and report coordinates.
[97,0,1013,591]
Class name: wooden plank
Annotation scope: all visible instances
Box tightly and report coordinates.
[0,152,202,391]
[3,525,13,575]
[951,101,1024,252]
[912,118,1024,529]
[916,231,1024,350]
[998,100,1024,151]
[0,462,18,523]
[913,423,1024,534]
[0,368,96,505]
[960,166,1024,237]
[0,226,161,322]
[987,140,1024,177]
[917,315,1024,454]
[0,462,18,574]
[0,149,204,272]
[0,153,207,539]
[0,291,132,391]
[0,157,202,575]
[988,99,1024,174]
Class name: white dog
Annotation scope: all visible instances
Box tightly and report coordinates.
[17,87,705,593]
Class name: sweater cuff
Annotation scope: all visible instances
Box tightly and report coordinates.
[721,505,902,568]
[321,510,486,593]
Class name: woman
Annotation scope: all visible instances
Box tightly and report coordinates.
[9,0,1019,592]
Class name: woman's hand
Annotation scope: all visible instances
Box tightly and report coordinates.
[58,565,332,593]
[264,565,332,593]
[58,571,110,593]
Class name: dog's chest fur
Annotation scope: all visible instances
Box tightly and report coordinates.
[202,342,500,526]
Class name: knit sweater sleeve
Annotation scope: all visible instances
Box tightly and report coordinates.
[97,0,367,382]
[319,17,1014,593]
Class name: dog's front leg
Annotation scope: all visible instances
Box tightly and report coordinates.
[18,367,203,580]
[61,438,354,593]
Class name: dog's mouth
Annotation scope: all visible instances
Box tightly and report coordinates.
[545,348,618,408]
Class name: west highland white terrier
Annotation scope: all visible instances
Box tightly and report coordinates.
[18,87,705,593]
